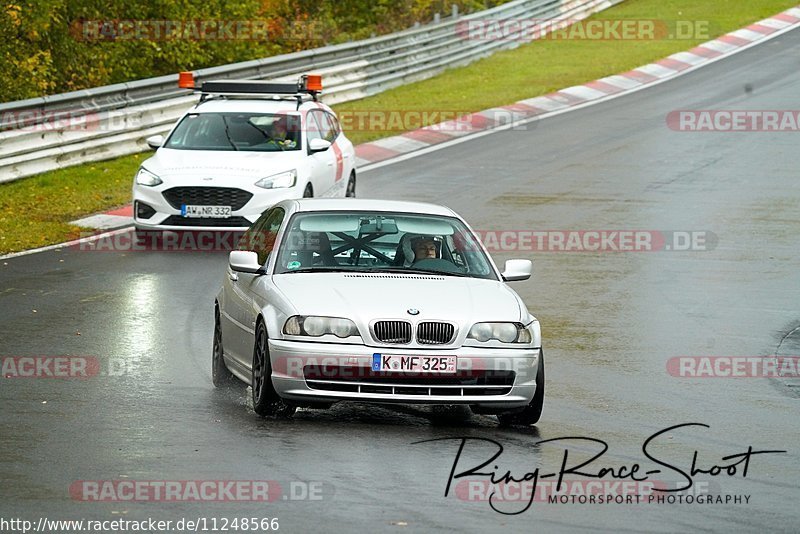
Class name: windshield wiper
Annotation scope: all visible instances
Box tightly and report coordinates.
[221,116,239,151]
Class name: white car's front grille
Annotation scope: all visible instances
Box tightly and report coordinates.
[372,320,412,344]
[417,322,456,345]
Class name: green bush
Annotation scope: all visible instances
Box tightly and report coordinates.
[0,0,507,102]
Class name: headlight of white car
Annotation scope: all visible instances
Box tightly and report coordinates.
[283,316,359,338]
[467,322,531,343]
[255,170,297,189]
[135,168,162,187]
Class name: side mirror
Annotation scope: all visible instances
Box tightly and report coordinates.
[501,259,532,282]
[229,251,263,274]
[146,134,164,150]
[308,138,332,153]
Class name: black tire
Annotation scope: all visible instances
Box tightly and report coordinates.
[303,184,313,198]
[345,173,356,198]
[498,350,545,426]
[212,305,234,387]
[251,320,295,418]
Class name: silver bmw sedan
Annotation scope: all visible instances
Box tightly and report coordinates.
[214,198,544,425]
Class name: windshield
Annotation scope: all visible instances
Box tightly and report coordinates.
[274,211,497,280]
[164,112,302,152]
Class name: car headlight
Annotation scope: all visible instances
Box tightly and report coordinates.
[255,170,297,189]
[467,322,531,343]
[135,167,162,187]
[283,316,359,338]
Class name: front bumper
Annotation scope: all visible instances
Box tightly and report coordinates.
[268,339,541,408]
[132,185,302,231]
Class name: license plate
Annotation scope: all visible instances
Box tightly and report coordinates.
[181,205,231,218]
[372,354,457,373]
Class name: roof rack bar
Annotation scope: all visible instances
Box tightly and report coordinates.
[200,80,301,95]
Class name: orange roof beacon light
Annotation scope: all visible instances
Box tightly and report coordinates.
[303,74,323,92]
[178,71,195,89]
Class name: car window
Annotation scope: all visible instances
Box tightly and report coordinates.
[164,113,301,152]
[326,112,341,140]
[306,112,323,143]
[317,111,337,142]
[274,211,496,280]
[308,110,336,143]
[239,207,285,265]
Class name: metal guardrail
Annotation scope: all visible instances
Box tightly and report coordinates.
[0,0,624,183]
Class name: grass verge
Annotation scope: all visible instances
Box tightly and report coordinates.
[0,155,143,254]
[1,0,797,256]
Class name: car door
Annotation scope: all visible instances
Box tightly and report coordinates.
[220,212,269,367]
[222,207,285,368]
[326,112,354,196]
[305,110,337,197]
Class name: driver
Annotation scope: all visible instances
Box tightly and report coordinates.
[411,236,438,262]
[270,116,297,149]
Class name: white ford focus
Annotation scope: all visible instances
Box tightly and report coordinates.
[133,75,356,231]
[214,198,544,425]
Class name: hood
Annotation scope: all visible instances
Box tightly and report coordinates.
[272,273,524,326]
[142,148,300,178]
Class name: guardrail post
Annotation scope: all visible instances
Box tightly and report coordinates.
[452,5,459,19]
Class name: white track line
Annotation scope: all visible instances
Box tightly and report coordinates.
[358,22,800,174]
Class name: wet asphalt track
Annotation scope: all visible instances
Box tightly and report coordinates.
[1,28,799,533]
